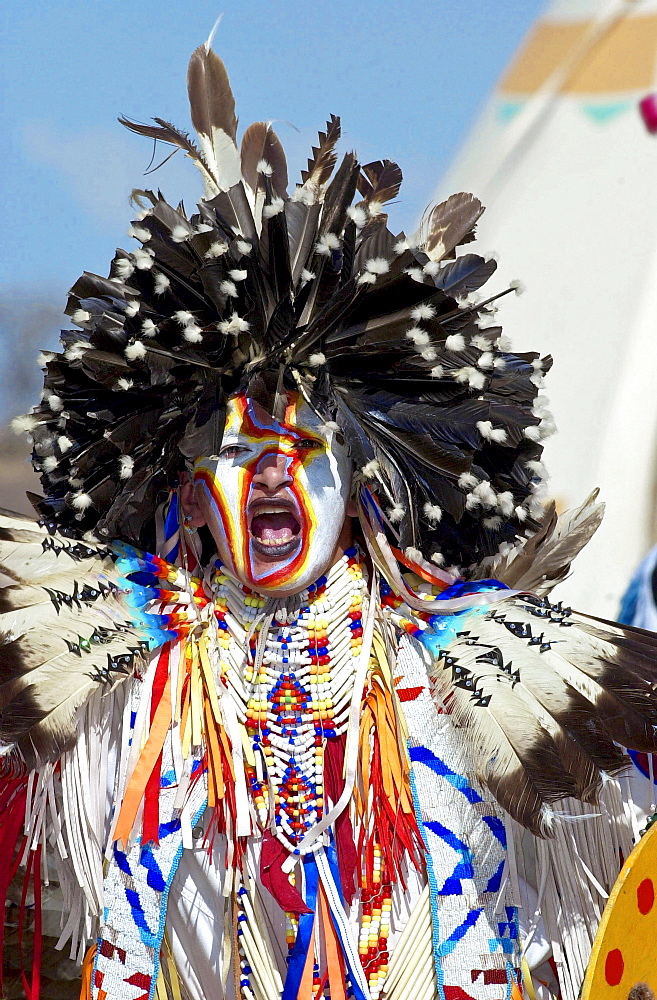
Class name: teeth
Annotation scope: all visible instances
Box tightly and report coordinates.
[252,506,294,515]
[257,537,295,547]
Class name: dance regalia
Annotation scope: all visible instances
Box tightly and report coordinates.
[3,35,657,1000]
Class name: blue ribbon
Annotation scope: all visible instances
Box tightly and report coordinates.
[420,578,508,656]
[282,855,319,1000]
[283,845,372,1000]
[317,843,370,1000]
[433,579,509,602]
[163,492,180,564]
[325,836,345,906]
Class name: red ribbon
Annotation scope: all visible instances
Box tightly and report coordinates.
[260,831,311,914]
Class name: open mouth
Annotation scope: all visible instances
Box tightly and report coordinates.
[248,499,302,559]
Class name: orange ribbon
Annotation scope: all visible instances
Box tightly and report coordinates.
[78,944,95,1000]
[113,678,172,846]
[318,882,347,1000]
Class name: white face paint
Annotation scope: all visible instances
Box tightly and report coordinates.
[192,394,352,596]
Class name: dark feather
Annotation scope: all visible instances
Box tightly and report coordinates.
[204,186,256,242]
[300,114,341,187]
[285,200,322,287]
[356,160,403,207]
[240,122,288,199]
[319,153,361,241]
[433,254,497,295]
[425,192,484,261]
[187,44,237,142]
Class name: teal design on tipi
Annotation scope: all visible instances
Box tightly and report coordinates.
[496,100,524,124]
[581,100,633,124]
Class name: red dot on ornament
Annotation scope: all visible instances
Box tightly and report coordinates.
[605,948,624,986]
[637,877,655,915]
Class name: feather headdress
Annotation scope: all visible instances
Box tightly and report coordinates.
[17,39,551,575]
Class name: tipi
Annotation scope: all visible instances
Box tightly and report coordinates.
[439,0,657,619]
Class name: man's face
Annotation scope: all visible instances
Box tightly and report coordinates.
[192,394,352,596]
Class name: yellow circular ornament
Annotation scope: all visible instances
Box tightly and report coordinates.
[581,819,657,999]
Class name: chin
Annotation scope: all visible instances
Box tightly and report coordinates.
[247,540,334,597]
[237,533,337,597]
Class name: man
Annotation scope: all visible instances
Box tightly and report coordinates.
[3,36,657,1000]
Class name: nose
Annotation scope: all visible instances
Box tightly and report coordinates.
[252,452,293,492]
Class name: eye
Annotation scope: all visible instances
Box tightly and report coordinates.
[219,444,249,459]
[295,438,322,451]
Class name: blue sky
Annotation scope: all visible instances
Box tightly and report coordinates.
[0,0,545,416]
[1,1,546,289]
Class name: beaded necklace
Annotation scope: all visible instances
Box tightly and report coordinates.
[212,546,366,850]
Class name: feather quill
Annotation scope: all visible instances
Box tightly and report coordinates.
[119,116,218,193]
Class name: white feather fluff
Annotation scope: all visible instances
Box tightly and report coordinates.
[387,504,405,523]
[219,312,250,334]
[263,197,284,218]
[171,225,191,243]
[119,455,134,479]
[365,257,390,275]
[423,503,443,524]
[114,258,135,279]
[71,492,93,510]
[410,303,436,321]
[445,334,465,351]
[315,233,341,255]
[125,341,147,361]
[476,420,507,444]
[361,460,380,478]
[347,205,368,228]
[47,394,63,412]
[153,273,170,295]
[405,326,430,346]
[205,241,229,258]
[458,471,479,489]
[133,249,154,270]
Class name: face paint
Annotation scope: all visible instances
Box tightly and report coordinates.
[193,394,352,595]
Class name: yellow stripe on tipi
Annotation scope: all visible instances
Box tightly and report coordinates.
[499,12,657,95]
